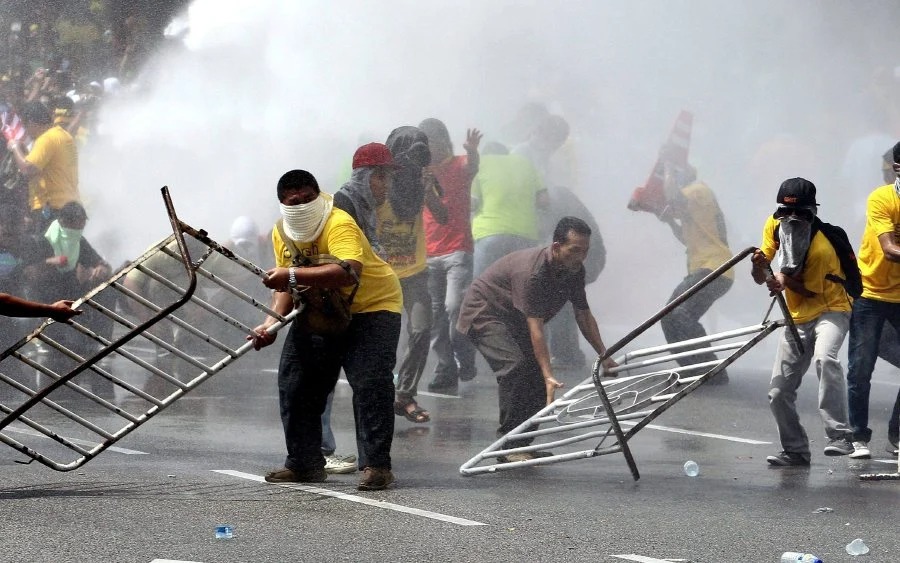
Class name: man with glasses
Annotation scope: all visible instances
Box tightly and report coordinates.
[751,178,856,466]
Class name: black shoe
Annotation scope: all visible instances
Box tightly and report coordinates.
[766,451,810,467]
[458,368,477,382]
[264,467,327,483]
[427,377,459,395]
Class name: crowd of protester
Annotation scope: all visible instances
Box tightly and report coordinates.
[1,46,898,491]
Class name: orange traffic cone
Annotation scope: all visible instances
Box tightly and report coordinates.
[627,110,693,215]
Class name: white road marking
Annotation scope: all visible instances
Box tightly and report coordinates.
[3,426,148,454]
[872,458,900,465]
[150,559,205,563]
[213,470,486,526]
[619,421,771,445]
[612,555,690,562]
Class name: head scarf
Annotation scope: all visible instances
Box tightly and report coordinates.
[337,167,388,259]
[279,192,333,243]
[385,126,431,222]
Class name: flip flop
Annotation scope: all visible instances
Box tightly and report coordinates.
[394,401,430,423]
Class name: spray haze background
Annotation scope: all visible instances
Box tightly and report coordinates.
[81,0,900,346]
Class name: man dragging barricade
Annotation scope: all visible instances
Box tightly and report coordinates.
[750,178,857,466]
[457,216,617,462]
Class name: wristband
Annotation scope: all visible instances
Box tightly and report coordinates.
[288,267,297,289]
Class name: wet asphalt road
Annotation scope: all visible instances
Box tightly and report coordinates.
[0,349,898,563]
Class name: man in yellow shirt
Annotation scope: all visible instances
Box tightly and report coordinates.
[751,178,855,466]
[6,101,79,234]
[846,141,900,460]
[657,160,733,380]
[249,170,403,491]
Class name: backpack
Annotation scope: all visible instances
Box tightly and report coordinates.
[774,218,863,298]
[275,219,360,335]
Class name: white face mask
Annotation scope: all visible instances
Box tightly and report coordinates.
[279,192,333,243]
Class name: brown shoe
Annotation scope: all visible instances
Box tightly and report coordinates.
[357,466,394,491]
[265,467,327,483]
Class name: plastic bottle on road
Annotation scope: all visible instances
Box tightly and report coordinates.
[845,538,869,555]
[215,525,234,539]
[683,460,699,477]
[780,552,822,563]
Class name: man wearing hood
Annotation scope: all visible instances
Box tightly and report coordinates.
[418,118,482,394]
[751,178,855,466]
[378,126,447,423]
[250,169,402,491]
[334,142,398,259]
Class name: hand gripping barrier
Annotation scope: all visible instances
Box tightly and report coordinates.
[0,187,295,471]
[459,247,801,480]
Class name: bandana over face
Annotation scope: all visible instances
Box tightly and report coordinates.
[279,192,333,243]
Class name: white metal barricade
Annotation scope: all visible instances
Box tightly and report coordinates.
[0,187,294,471]
[459,247,801,480]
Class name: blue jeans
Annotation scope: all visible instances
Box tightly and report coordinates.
[427,251,476,384]
[847,297,900,443]
[277,311,400,471]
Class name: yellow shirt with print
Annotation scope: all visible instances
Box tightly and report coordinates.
[272,207,402,314]
[25,125,79,210]
[376,201,427,280]
[681,182,733,279]
[857,184,900,303]
[760,215,852,324]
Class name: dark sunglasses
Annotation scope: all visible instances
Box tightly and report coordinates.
[773,206,815,222]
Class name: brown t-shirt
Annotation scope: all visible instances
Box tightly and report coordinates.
[457,246,588,334]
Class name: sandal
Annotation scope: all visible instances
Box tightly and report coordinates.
[394,400,430,423]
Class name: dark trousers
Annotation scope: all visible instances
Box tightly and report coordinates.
[278,311,400,471]
[660,270,732,367]
[467,320,544,447]
[847,297,900,443]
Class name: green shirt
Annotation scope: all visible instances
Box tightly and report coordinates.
[471,154,542,241]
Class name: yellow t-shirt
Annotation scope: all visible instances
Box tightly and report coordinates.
[375,200,427,280]
[680,182,733,279]
[272,207,402,314]
[760,215,853,324]
[25,125,79,210]
[857,184,900,303]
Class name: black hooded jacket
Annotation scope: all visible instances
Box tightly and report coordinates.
[385,126,432,222]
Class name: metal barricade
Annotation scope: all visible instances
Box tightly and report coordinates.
[0,187,294,471]
[459,247,798,480]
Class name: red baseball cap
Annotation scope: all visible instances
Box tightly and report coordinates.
[352,143,400,169]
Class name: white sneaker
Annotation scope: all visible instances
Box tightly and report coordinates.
[324,454,357,474]
[849,441,871,459]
